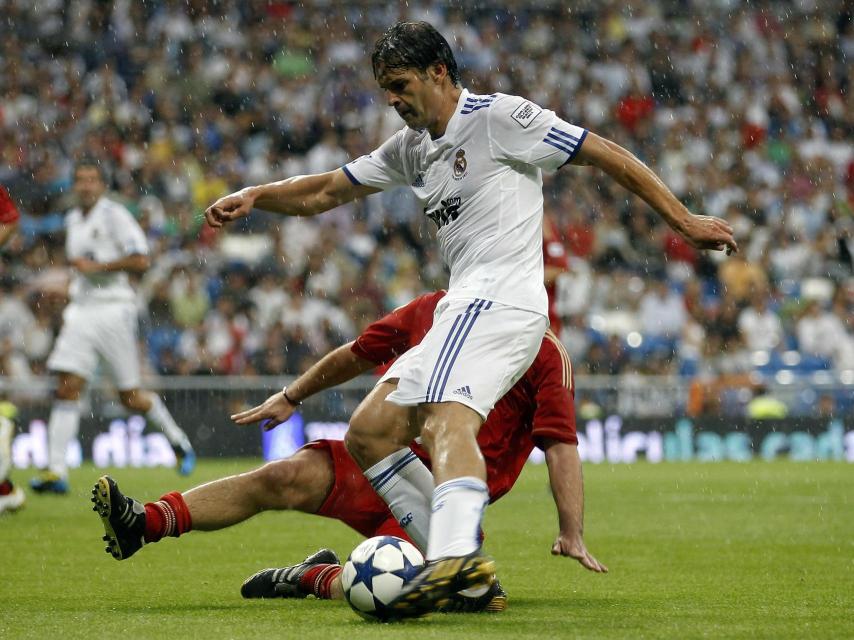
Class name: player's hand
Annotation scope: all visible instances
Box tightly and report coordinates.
[551,533,608,573]
[231,390,298,429]
[205,188,256,228]
[72,257,102,274]
[680,214,739,255]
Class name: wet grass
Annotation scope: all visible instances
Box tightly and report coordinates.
[1,460,851,639]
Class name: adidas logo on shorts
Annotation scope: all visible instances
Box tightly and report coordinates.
[452,385,473,400]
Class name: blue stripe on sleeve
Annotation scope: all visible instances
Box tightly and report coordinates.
[461,95,495,114]
[549,127,581,143]
[341,165,361,186]
[559,129,589,167]
[543,136,576,157]
[460,104,493,114]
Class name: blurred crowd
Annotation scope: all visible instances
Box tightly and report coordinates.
[0,0,852,416]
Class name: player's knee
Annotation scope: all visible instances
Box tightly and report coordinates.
[346,404,380,463]
[420,417,453,448]
[343,428,370,468]
[420,418,476,452]
[55,386,79,402]
[419,421,439,453]
[55,375,84,401]
[347,400,407,463]
[252,459,315,511]
[348,401,371,439]
[246,461,298,510]
[118,389,148,412]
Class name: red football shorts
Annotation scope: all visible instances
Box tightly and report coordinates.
[302,439,411,543]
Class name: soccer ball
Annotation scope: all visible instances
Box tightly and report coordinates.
[341,535,425,621]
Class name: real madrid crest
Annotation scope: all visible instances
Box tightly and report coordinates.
[452,148,468,180]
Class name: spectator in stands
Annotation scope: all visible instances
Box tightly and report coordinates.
[639,276,685,339]
[797,297,854,370]
[746,384,789,420]
[738,290,783,352]
[718,252,768,305]
[0,1,850,418]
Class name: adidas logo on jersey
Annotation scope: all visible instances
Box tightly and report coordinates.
[412,173,425,187]
[452,385,473,400]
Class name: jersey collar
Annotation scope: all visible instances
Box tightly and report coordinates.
[426,88,468,150]
[80,195,108,218]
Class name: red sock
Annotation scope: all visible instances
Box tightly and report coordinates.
[144,492,193,543]
[298,564,343,599]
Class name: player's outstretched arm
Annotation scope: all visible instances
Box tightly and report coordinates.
[205,169,380,228]
[543,438,608,573]
[231,342,377,428]
[572,132,738,255]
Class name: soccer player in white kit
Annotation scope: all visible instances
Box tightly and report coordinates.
[30,160,196,494]
[0,186,25,514]
[204,22,738,617]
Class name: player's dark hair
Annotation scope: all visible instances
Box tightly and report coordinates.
[372,21,460,85]
[74,156,108,183]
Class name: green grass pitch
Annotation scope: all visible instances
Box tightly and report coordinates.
[1,460,851,639]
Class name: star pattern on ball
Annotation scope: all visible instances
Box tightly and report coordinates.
[391,549,421,581]
[351,558,387,592]
[378,536,403,550]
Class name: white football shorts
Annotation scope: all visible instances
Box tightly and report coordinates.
[380,297,548,419]
[47,301,142,390]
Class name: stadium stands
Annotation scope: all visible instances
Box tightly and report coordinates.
[0,1,851,416]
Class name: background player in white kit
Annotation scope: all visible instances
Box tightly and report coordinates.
[204,21,737,617]
[31,160,195,494]
[0,186,25,514]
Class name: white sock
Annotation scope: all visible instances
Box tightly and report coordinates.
[146,395,192,451]
[48,400,81,478]
[365,447,434,551]
[426,476,489,561]
[0,416,12,481]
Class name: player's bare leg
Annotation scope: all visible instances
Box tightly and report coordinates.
[183,448,332,528]
[346,381,435,549]
[345,382,418,466]
[390,402,496,618]
[419,402,485,484]
[119,389,196,475]
[348,389,503,615]
[31,371,85,494]
[92,448,334,560]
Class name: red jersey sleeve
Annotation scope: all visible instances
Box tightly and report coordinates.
[530,331,578,446]
[0,187,20,224]
[351,291,445,365]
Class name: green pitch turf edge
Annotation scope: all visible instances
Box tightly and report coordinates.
[1,460,851,639]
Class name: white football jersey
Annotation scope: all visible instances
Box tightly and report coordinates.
[65,195,149,303]
[343,88,588,316]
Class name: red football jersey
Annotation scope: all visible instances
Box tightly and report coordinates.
[350,291,577,502]
[0,186,21,224]
[351,290,445,369]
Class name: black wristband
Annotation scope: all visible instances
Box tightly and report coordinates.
[282,387,302,406]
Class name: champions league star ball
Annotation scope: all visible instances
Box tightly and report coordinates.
[341,535,425,621]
